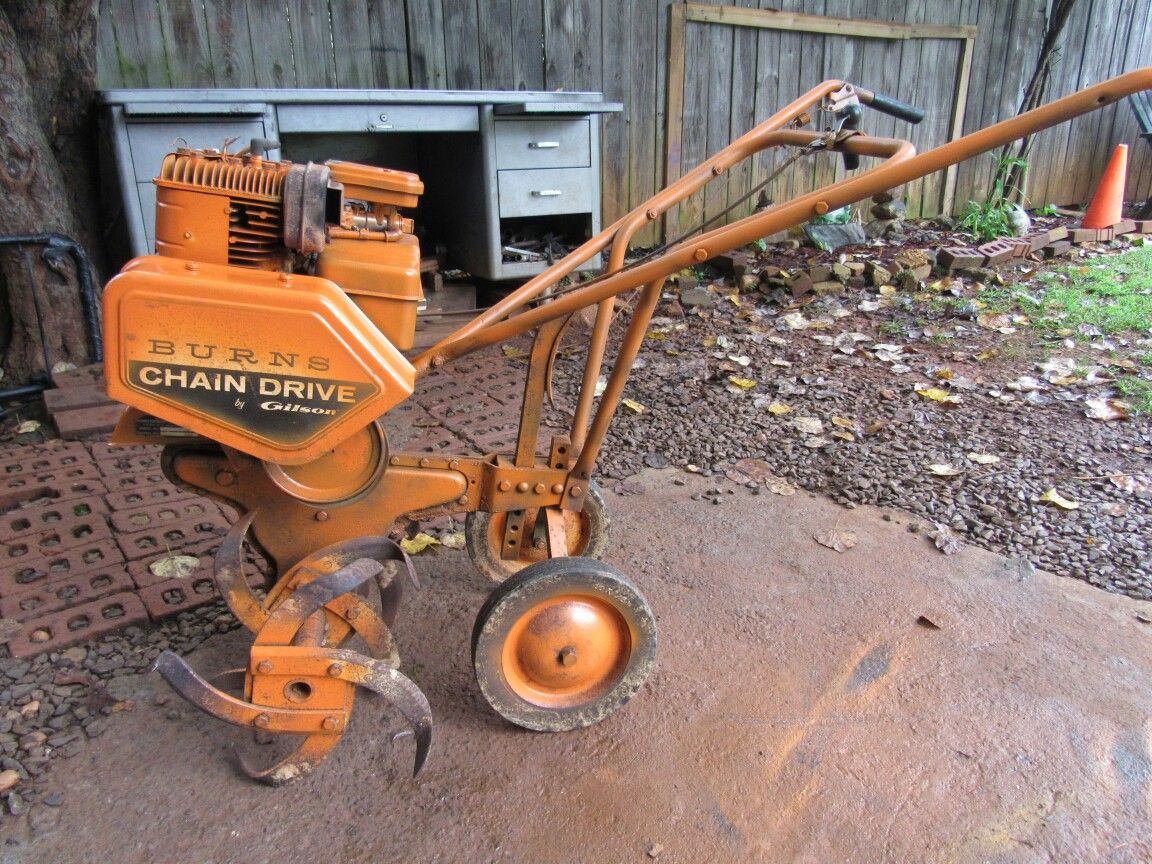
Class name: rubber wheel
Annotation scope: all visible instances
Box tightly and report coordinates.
[471,557,656,732]
[465,483,610,582]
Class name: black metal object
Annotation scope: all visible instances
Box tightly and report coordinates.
[0,233,104,391]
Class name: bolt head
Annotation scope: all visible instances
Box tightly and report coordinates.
[516,481,530,493]
[551,484,564,494]
[533,483,546,494]
[256,660,274,674]
[499,480,511,492]
[558,647,578,667]
[254,714,270,729]
[215,470,236,487]
[315,510,329,522]
[321,716,340,732]
[327,663,345,677]
[571,486,584,497]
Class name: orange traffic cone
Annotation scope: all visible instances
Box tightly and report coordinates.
[1081,143,1128,228]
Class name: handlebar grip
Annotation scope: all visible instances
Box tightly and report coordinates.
[862,90,926,125]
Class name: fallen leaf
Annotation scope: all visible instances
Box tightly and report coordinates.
[622,398,647,413]
[814,529,857,553]
[916,387,962,405]
[977,312,1012,330]
[1038,488,1079,510]
[865,419,889,435]
[400,533,441,554]
[501,345,527,358]
[645,330,668,340]
[1099,502,1129,517]
[830,430,856,442]
[148,554,201,580]
[727,354,752,366]
[765,477,798,496]
[440,531,466,550]
[727,376,757,390]
[1109,475,1151,496]
[803,436,833,448]
[966,452,1001,465]
[831,416,856,429]
[792,416,823,434]
[1084,398,1129,421]
[594,376,607,397]
[767,402,793,415]
[932,523,962,555]
[927,463,963,477]
[15,420,40,434]
[780,312,810,330]
[725,459,796,496]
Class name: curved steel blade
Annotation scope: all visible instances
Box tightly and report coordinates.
[213,510,269,633]
[256,558,383,646]
[155,651,269,728]
[238,733,342,787]
[325,648,433,776]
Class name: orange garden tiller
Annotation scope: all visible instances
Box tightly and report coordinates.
[102,69,1152,783]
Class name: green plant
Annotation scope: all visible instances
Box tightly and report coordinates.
[957,155,1029,241]
[1115,376,1152,413]
[1035,203,1060,217]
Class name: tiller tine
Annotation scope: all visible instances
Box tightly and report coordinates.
[156,552,433,784]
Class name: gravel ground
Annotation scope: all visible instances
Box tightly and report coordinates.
[545,229,1152,600]
[0,603,243,818]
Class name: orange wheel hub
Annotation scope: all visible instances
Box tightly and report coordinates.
[501,595,631,708]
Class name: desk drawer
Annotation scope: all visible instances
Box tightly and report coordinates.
[494,119,591,169]
[276,104,479,133]
[497,168,594,218]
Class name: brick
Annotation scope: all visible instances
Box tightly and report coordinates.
[51,363,105,390]
[1023,231,1053,253]
[1070,227,1109,244]
[0,541,124,595]
[126,536,268,589]
[936,247,985,270]
[1112,218,1137,236]
[101,467,171,495]
[88,442,159,463]
[92,450,162,477]
[1007,238,1032,257]
[3,511,112,559]
[1046,225,1069,242]
[114,513,230,562]
[0,440,89,472]
[1,498,109,542]
[104,480,195,512]
[43,477,109,504]
[109,497,222,534]
[1135,220,1152,233]
[976,239,1016,265]
[0,567,135,622]
[53,404,125,440]
[1043,240,1073,258]
[42,384,116,413]
[138,569,265,621]
[7,592,148,658]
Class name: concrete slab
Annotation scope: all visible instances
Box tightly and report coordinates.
[4,469,1151,863]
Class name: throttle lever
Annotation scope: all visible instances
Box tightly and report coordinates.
[857,88,926,124]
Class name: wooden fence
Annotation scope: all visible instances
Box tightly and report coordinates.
[97,0,1152,236]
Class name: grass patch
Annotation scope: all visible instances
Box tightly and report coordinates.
[1116,376,1152,414]
[1033,245,1152,334]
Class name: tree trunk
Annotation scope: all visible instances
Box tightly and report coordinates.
[0,1,101,387]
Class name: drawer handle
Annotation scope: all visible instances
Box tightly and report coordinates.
[528,141,560,149]
[531,189,563,197]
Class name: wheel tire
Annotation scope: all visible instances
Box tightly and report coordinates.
[471,557,656,732]
[465,483,610,582]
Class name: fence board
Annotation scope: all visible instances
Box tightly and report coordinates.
[443,0,481,89]
[366,0,411,88]
[329,0,375,88]
[155,1,216,87]
[511,0,545,90]
[406,0,448,88]
[478,0,516,89]
[202,0,256,87]
[245,0,298,88]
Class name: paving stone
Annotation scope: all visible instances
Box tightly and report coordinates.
[113,513,230,562]
[108,498,223,534]
[0,568,136,622]
[0,541,125,596]
[6,593,148,659]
